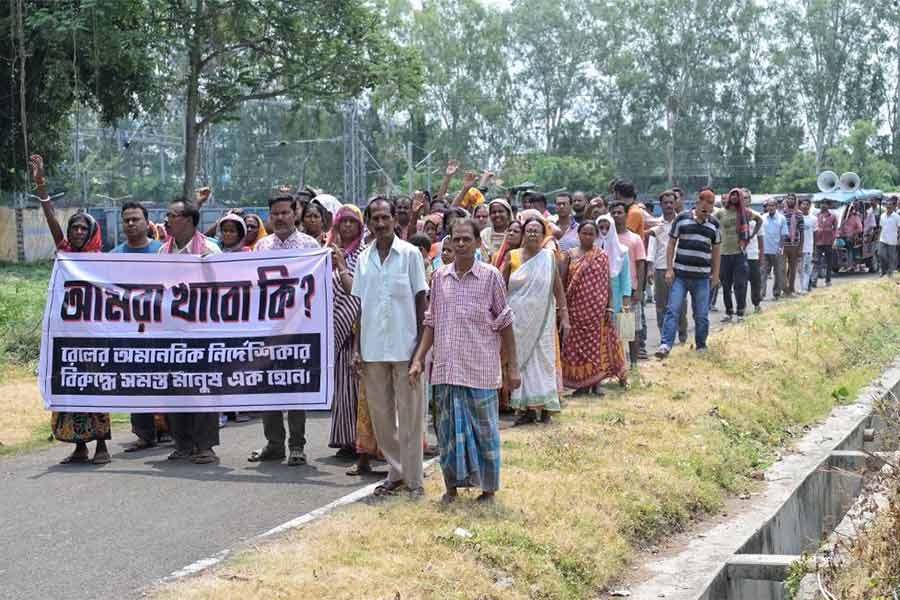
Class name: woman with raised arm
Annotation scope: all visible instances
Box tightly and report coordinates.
[30,154,112,465]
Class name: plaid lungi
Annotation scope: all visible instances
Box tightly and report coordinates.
[433,384,501,492]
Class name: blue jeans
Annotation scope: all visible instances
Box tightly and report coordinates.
[661,277,710,350]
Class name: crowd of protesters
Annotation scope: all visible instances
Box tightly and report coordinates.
[29,154,900,502]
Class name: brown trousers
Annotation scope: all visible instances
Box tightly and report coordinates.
[783,245,802,295]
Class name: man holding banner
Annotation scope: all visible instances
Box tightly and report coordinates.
[248,193,321,467]
[159,198,222,463]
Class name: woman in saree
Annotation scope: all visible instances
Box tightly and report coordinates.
[242,213,267,250]
[559,221,627,395]
[491,221,523,271]
[31,154,112,465]
[325,205,365,457]
[502,217,570,426]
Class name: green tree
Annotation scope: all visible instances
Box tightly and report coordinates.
[0,0,162,192]
[152,0,422,198]
[775,0,877,167]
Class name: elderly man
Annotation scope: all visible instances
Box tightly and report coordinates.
[409,217,520,503]
[248,193,320,467]
[158,198,221,464]
[352,197,429,498]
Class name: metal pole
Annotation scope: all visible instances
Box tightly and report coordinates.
[426,152,432,194]
[407,141,414,197]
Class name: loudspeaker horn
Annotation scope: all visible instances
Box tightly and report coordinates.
[817,171,839,193]
[839,172,860,192]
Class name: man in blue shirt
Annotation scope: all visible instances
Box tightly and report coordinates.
[110,201,163,452]
[760,199,788,300]
[111,201,163,254]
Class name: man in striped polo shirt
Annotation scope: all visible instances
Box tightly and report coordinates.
[655,189,721,359]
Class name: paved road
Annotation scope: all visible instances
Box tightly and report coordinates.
[0,270,871,600]
[0,413,390,600]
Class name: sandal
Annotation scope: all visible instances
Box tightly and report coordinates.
[346,463,373,476]
[287,448,307,466]
[59,452,90,465]
[168,448,192,460]
[124,439,156,453]
[513,409,537,427]
[374,480,405,496]
[91,451,111,465]
[248,446,286,462]
[191,449,218,464]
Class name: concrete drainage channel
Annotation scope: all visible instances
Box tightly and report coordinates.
[628,360,900,600]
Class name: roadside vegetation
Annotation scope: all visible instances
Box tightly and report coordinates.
[0,262,130,454]
[154,279,900,599]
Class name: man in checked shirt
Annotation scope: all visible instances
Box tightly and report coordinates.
[409,217,521,504]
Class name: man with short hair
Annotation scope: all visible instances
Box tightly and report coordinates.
[409,218,520,503]
[113,201,164,453]
[799,199,817,292]
[878,198,900,277]
[572,191,589,221]
[813,200,838,287]
[352,197,429,498]
[395,196,413,240]
[248,194,320,467]
[611,202,646,367]
[554,193,579,251]
[761,199,787,300]
[655,190,721,358]
[158,198,221,464]
[647,191,687,342]
[781,195,805,296]
[617,179,644,240]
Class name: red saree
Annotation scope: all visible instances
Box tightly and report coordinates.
[561,249,627,388]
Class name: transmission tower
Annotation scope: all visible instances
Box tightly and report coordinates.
[342,102,366,205]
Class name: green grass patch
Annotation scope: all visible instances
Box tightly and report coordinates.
[0,261,53,373]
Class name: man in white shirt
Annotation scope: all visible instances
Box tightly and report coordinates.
[878,197,900,277]
[799,198,817,293]
[352,197,429,498]
[742,190,764,312]
[647,191,687,342]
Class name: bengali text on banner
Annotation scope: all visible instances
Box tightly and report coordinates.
[38,249,334,413]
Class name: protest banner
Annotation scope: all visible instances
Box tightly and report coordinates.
[38,249,334,413]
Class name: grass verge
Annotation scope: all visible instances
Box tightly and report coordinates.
[153,279,900,599]
[0,261,130,454]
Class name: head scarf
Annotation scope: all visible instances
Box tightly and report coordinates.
[311,194,342,230]
[216,213,248,250]
[243,213,268,249]
[58,211,103,253]
[325,204,365,253]
[595,214,625,277]
[727,188,750,251]
[460,187,485,210]
[488,198,513,219]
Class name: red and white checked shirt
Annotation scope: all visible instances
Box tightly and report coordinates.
[423,260,513,390]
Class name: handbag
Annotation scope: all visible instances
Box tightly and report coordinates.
[615,311,636,343]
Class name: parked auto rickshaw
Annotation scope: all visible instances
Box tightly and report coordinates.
[811,172,883,276]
